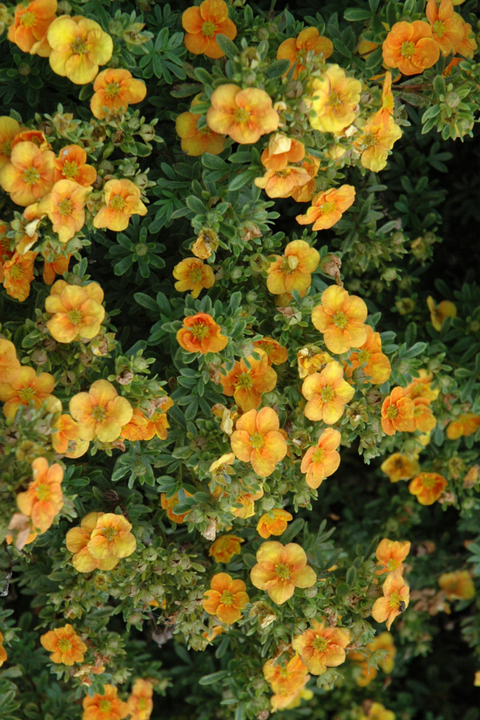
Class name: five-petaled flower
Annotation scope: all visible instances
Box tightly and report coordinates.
[250,541,316,604]
[40,624,87,665]
[17,456,63,533]
[253,337,288,366]
[354,111,402,172]
[408,471,447,505]
[266,240,320,297]
[0,339,21,384]
[446,413,480,440]
[372,570,410,630]
[260,135,305,171]
[0,117,23,168]
[263,654,310,711]
[302,361,355,424]
[2,250,37,302]
[38,179,91,243]
[69,379,133,443]
[182,0,237,59]
[427,295,457,331]
[301,427,341,489]
[380,453,420,482]
[91,69,146,119]
[426,0,464,56]
[47,15,113,85]
[220,350,277,412]
[309,65,362,134]
[382,21,440,76]
[345,325,391,385]
[0,365,55,419]
[209,535,244,563]
[292,619,350,675]
[173,257,215,299]
[53,144,97,186]
[87,513,136,561]
[257,508,293,539]
[277,27,333,78]
[202,572,249,624]
[230,407,287,477]
[66,511,120,573]
[176,109,225,156]
[0,141,55,206]
[207,84,279,144]
[93,179,147,232]
[161,491,193,524]
[381,387,415,435]
[376,538,411,575]
[296,184,355,231]
[438,570,475,600]
[312,285,368,355]
[127,679,154,720]
[176,312,228,354]
[45,279,105,344]
[82,684,129,720]
[7,0,57,55]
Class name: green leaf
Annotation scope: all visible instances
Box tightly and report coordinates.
[134,293,158,311]
[215,34,239,59]
[402,342,427,359]
[263,59,291,78]
[199,670,229,686]
[185,195,206,214]
[344,8,372,21]
[228,170,255,191]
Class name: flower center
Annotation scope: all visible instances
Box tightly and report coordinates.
[386,558,399,571]
[275,563,290,580]
[23,167,40,186]
[57,637,72,652]
[312,636,329,651]
[433,20,446,37]
[20,11,36,27]
[328,90,342,108]
[220,590,234,606]
[190,322,210,340]
[388,590,402,610]
[357,349,371,364]
[319,201,335,214]
[92,406,107,421]
[99,700,112,712]
[250,432,264,450]
[189,267,204,283]
[67,308,83,325]
[137,698,147,710]
[19,387,36,402]
[9,264,23,280]
[401,41,416,59]
[105,82,121,99]
[71,37,88,54]
[233,108,251,124]
[235,372,252,389]
[58,198,74,216]
[386,405,398,419]
[363,131,378,149]
[333,311,348,328]
[109,195,126,211]
[312,447,325,463]
[35,481,51,501]
[1,140,12,156]
[102,526,118,541]
[202,20,217,37]
[62,160,79,179]
[320,386,334,402]
[422,474,437,489]
[200,126,213,136]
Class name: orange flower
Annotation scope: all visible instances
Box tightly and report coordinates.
[0,366,55,419]
[230,488,264,519]
[42,250,72,285]
[456,21,477,58]
[66,512,120,573]
[191,229,219,259]
[290,153,321,203]
[380,453,420,482]
[143,397,174,440]
[82,684,129,720]
[0,117,23,168]
[47,15,113,85]
[182,0,237,59]
[302,361,355,423]
[11,129,51,152]
[39,179,91,243]
[368,632,396,673]
[45,279,105,343]
[296,184,355,231]
[263,654,310,710]
[408,472,447,505]
[176,110,225,156]
[250,541,316,605]
[93,179,147,232]
[266,240,320,296]
[0,223,14,283]
[87,513,136,561]
[345,326,391,385]
[447,413,480,439]
[404,369,439,402]
[220,350,277,412]
[253,337,288,366]
[0,141,55,206]
[209,535,244,563]
[40,624,87,665]
[127,679,154,720]
[16,456,63,533]
[426,0,464,55]
[176,312,228,355]
[173,257,215,299]
[312,285,368,355]
[354,111,402,172]
[52,413,80,454]
[292,620,350,675]
[382,21,440,76]
[300,427,341,489]
[438,570,475,600]
[206,84,279,144]
[297,347,333,378]
[255,165,312,199]
[2,250,37,302]
[260,135,305,171]
[7,0,57,54]
[376,538,411,575]
[412,397,436,432]
[378,71,395,127]
[202,572,249,624]
[309,65,362,133]
[53,144,97,186]
[69,379,133,443]
[0,339,21,384]
[360,702,395,720]
[230,407,287,477]
[372,570,410,630]
[257,508,293,539]
[161,491,193,523]
[427,295,457,331]
[277,27,333,79]
[381,387,415,435]
[0,632,7,667]
[120,407,150,441]
[91,68,146,119]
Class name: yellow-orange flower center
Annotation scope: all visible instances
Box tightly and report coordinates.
[363,131,378,149]
[62,161,79,179]
[421,474,437,489]
[321,386,334,402]
[220,590,234,606]
[92,406,107,421]
[109,195,127,211]
[357,349,371,364]
[105,82,121,99]
[2,140,12,155]
[433,20,446,37]
[386,405,398,419]
[20,11,36,27]
[99,700,112,712]
[386,558,399,571]
[137,698,148,710]
[202,20,217,37]
[328,91,342,108]
[250,432,264,450]
[319,201,335,214]
[58,198,74,216]
[35,481,51,501]
[71,37,88,55]
[233,108,251,124]
[23,167,40,186]
[67,308,84,325]
[190,322,210,340]
[312,447,325,463]
[401,41,415,58]
[312,636,329,651]
[57,637,72,652]
[102,526,118,541]
[19,386,36,402]
[189,267,204,283]
[388,590,403,610]
[282,255,299,273]
[275,563,290,580]
[235,372,252,389]
[332,311,348,328]
[9,264,24,280]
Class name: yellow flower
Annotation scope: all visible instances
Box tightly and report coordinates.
[427,295,457,331]
[438,570,475,600]
[354,111,402,172]
[47,15,113,85]
[309,65,362,134]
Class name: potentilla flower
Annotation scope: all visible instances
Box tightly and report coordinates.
[173,257,215,299]
[282,686,314,711]
[38,179,91,243]
[11,129,51,152]
[7,0,57,54]
[412,397,436,432]
[0,116,23,168]
[266,240,320,296]
[292,619,350,675]
[0,631,8,667]
[380,453,420,482]
[427,295,457,331]
[263,654,310,709]
[382,21,440,76]
[297,347,333,378]
[250,541,316,605]
[260,135,305,171]
[53,144,97,186]
[0,339,21,383]
[253,337,288,366]
[404,369,439,402]
[311,285,368,355]
[255,165,312,199]
[206,84,279,144]
[376,538,411,575]
[91,68,146,119]
[16,456,63,533]
[161,491,193,523]
[209,535,244,563]
[82,684,129,720]
[52,412,80,454]
[296,184,355,231]
[47,15,113,85]
[381,387,415,435]
[40,624,87,665]
[93,179,147,232]
[230,488,264,519]
[220,350,277,411]
[426,0,464,55]
[300,427,341,489]
[360,702,396,720]
[175,110,225,156]
[120,407,150,442]
[143,396,174,440]
[290,153,321,203]
[446,413,480,439]
[456,21,477,58]
[69,379,133,443]
[176,312,228,354]
[182,0,237,59]
[277,27,333,78]
[438,570,475,600]
[127,679,154,720]
[87,513,136,561]
[345,325,391,385]
[0,141,55,206]
[354,112,402,172]
[257,508,293,539]
[42,249,72,285]
[408,471,448,505]
[45,279,105,343]
[0,365,55,419]
[202,572,249,624]
[2,250,37,302]
[230,407,287,477]
[377,71,395,128]
[302,361,355,423]
[309,65,362,134]
[368,631,397,673]
[372,570,410,630]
